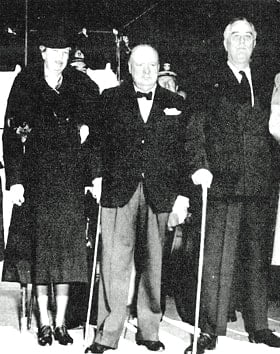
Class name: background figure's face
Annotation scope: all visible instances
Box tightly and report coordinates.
[128,46,159,92]
[158,75,177,93]
[41,47,70,74]
[71,61,87,73]
[224,20,256,67]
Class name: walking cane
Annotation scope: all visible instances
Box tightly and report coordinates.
[27,283,34,330]
[192,185,208,354]
[84,204,101,346]
[20,283,28,331]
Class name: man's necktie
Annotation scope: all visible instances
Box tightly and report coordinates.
[239,71,251,105]
[136,91,152,100]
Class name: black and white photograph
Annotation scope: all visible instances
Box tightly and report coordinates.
[1,1,280,353]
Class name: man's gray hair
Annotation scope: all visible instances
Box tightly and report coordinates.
[223,17,257,41]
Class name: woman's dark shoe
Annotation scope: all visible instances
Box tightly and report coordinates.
[38,325,53,346]
[54,325,73,345]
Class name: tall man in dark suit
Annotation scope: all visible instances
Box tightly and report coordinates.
[85,44,190,353]
[184,17,280,353]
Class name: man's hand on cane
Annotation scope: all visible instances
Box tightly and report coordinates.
[167,195,190,230]
[10,183,25,206]
[90,177,102,204]
[192,168,213,189]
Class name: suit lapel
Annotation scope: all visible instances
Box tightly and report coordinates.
[224,65,240,93]
[145,86,167,125]
[117,82,144,126]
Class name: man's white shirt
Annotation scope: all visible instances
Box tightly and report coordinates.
[134,85,156,122]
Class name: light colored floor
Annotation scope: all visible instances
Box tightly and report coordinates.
[1,282,280,354]
[2,187,280,353]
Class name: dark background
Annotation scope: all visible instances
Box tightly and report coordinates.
[1,0,280,84]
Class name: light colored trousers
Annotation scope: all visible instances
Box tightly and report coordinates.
[94,183,169,349]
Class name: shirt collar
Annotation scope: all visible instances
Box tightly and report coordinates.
[227,60,251,82]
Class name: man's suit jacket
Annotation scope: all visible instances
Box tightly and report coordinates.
[99,81,189,213]
[185,62,278,199]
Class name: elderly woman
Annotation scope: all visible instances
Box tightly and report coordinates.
[3,29,101,346]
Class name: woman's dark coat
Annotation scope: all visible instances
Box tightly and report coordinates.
[2,63,101,284]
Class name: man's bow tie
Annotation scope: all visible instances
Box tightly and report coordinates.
[136,91,153,100]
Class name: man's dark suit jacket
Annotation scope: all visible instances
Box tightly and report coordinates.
[185,62,278,199]
[99,81,189,213]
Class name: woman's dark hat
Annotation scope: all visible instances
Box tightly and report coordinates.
[39,28,71,49]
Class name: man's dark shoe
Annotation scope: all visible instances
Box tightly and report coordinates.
[248,329,280,347]
[85,342,113,353]
[136,340,165,351]
[184,333,217,354]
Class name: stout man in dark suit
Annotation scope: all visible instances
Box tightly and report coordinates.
[184,17,280,353]
[85,44,190,353]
